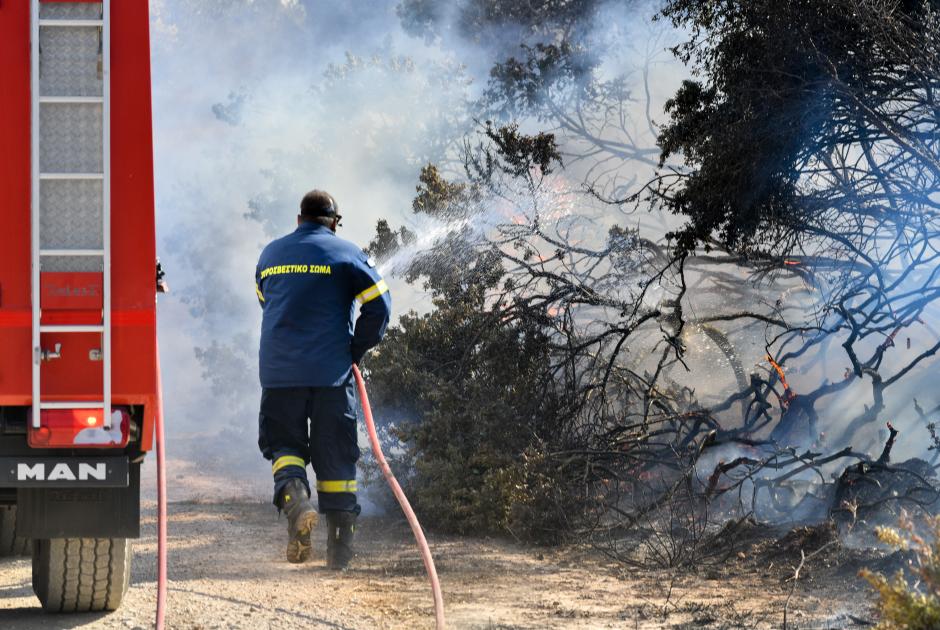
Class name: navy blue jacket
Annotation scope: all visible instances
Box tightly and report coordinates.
[255,222,391,388]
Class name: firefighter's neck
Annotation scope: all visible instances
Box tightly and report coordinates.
[297,215,337,233]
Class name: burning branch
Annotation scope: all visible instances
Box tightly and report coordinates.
[766,354,796,407]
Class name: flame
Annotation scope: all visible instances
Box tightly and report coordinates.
[766,354,796,406]
[766,355,790,390]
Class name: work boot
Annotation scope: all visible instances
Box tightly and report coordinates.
[326,511,357,570]
[277,478,318,563]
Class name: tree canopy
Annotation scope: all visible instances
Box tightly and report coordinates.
[655,0,940,253]
[360,0,940,549]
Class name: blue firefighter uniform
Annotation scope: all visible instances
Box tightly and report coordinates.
[255,221,391,513]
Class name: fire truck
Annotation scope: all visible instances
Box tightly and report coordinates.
[0,0,158,612]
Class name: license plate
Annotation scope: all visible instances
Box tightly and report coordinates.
[0,457,128,487]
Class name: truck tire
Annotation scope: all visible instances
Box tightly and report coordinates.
[0,506,30,557]
[32,538,132,612]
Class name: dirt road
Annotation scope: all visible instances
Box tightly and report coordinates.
[0,501,876,629]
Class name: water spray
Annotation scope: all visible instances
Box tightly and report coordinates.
[352,364,445,629]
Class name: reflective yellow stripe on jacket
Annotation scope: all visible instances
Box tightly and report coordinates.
[355,279,388,305]
[316,480,357,493]
[256,282,265,303]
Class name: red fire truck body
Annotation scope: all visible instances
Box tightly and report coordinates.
[0,0,157,612]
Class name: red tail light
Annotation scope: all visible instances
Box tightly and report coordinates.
[28,408,130,448]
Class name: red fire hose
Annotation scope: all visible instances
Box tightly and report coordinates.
[352,364,445,629]
[154,338,168,630]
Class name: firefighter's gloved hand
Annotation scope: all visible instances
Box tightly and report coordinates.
[156,259,169,293]
[351,346,366,367]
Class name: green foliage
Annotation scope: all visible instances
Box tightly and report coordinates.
[656,0,940,253]
[398,0,610,124]
[862,514,940,629]
[484,43,595,121]
[367,307,569,539]
[480,122,562,178]
[411,163,470,216]
[397,0,603,49]
[366,219,415,261]
[365,264,572,538]
[364,129,575,541]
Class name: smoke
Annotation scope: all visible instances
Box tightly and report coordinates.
[148,0,693,503]
[150,0,464,500]
[151,0,536,499]
[146,1,940,532]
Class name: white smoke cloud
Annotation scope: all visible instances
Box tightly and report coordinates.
[149,0,692,501]
[150,0,483,499]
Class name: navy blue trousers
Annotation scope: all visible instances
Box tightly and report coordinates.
[258,379,361,514]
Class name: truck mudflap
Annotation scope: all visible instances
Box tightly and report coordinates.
[15,462,140,539]
[0,456,129,487]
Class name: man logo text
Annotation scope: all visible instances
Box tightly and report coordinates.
[16,463,107,481]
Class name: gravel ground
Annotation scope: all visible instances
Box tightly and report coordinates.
[0,502,874,629]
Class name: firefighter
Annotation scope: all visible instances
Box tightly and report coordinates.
[254,190,391,568]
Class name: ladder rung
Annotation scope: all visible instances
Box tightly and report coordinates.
[39,96,104,104]
[40,325,104,333]
[40,402,105,410]
[39,173,104,181]
[40,248,105,256]
[38,19,103,27]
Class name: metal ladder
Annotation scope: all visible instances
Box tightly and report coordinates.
[30,0,112,429]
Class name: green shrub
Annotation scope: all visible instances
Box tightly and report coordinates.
[861,514,940,629]
[365,303,574,541]
[363,151,579,542]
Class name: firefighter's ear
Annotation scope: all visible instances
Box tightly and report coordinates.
[297,215,303,227]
